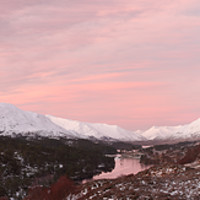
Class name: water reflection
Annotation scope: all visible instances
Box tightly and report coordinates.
[93,156,150,180]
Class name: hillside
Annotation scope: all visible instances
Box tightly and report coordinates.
[0,103,145,142]
[142,118,200,143]
[1,103,200,144]
[0,103,73,138]
[47,115,145,141]
[0,136,116,199]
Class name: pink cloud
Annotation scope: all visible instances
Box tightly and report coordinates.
[1,0,200,129]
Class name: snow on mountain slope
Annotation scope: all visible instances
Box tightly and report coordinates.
[2,103,200,143]
[0,103,74,137]
[0,103,145,141]
[46,115,146,141]
[142,118,200,141]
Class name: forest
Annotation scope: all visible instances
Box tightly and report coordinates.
[0,135,116,199]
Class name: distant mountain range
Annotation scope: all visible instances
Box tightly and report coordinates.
[141,118,200,143]
[0,103,144,141]
[1,103,200,144]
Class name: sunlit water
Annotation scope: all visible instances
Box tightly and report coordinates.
[93,156,150,180]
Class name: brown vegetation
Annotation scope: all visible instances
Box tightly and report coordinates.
[24,176,76,200]
[0,197,9,200]
[178,145,200,164]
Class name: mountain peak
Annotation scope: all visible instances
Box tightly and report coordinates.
[0,103,70,137]
[142,118,200,142]
[1,103,200,143]
[46,115,146,141]
[0,102,19,110]
[0,103,145,142]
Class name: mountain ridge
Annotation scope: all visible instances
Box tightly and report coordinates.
[1,103,200,143]
[142,118,200,142]
[47,114,145,141]
[0,103,144,141]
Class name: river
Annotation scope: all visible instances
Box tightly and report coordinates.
[92,155,150,180]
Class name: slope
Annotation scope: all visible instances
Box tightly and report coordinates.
[0,103,74,138]
[0,103,145,142]
[142,118,200,142]
[46,115,146,141]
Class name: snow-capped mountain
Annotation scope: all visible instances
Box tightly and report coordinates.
[0,103,75,138]
[0,103,144,141]
[142,118,200,142]
[1,103,200,143]
[46,115,145,141]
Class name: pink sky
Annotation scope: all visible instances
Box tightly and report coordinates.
[1,0,200,130]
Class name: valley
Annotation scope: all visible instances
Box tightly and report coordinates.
[1,104,200,199]
[66,141,200,200]
[0,136,116,199]
[1,135,200,200]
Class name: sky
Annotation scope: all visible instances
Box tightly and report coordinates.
[1,0,200,130]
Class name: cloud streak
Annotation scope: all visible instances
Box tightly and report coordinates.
[1,0,200,129]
